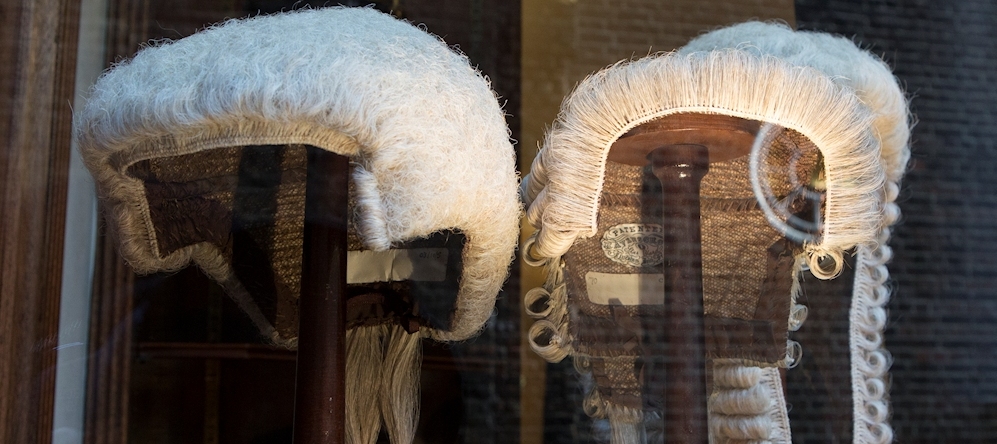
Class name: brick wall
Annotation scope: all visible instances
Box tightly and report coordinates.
[796,1,997,442]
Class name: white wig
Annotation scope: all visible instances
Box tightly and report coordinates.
[77,8,521,444]
[522,22,908,444]
[76,7,521,343]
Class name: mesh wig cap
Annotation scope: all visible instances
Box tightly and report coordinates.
[522,22,908,444]
[76,8,520,443]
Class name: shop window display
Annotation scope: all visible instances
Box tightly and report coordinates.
[2,1,995,443]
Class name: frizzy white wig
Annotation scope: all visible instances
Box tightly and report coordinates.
[76,7,521,343]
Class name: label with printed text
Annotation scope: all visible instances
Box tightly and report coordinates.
[600,223,664,267]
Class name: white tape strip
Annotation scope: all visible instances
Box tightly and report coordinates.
[584,272,665,305]
[347,248,449,284]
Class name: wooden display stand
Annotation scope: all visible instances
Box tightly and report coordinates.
[608,114,758,444]
[294,147,350,443]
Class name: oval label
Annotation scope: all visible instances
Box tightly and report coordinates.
[600,223,664,267]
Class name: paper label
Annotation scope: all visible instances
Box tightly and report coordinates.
[585,272,665,305]
[347,248,448,284]
[601,224,664,267]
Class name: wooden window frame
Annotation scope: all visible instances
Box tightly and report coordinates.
[0,0,83,442]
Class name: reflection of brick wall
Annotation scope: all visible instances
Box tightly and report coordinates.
[570,0,795,78]
[521,0,795,168]
[796,1,997,442]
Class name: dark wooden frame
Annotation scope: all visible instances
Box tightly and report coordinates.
[292,147,349,443]
[0,0,82,442]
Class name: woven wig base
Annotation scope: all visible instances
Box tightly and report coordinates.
[526,136,812,443]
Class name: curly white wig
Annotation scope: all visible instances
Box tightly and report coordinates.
[522,21,908,444]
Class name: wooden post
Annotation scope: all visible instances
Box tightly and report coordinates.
[609,115,758,442]
[647,144,709,444]
[293,147,349,444]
